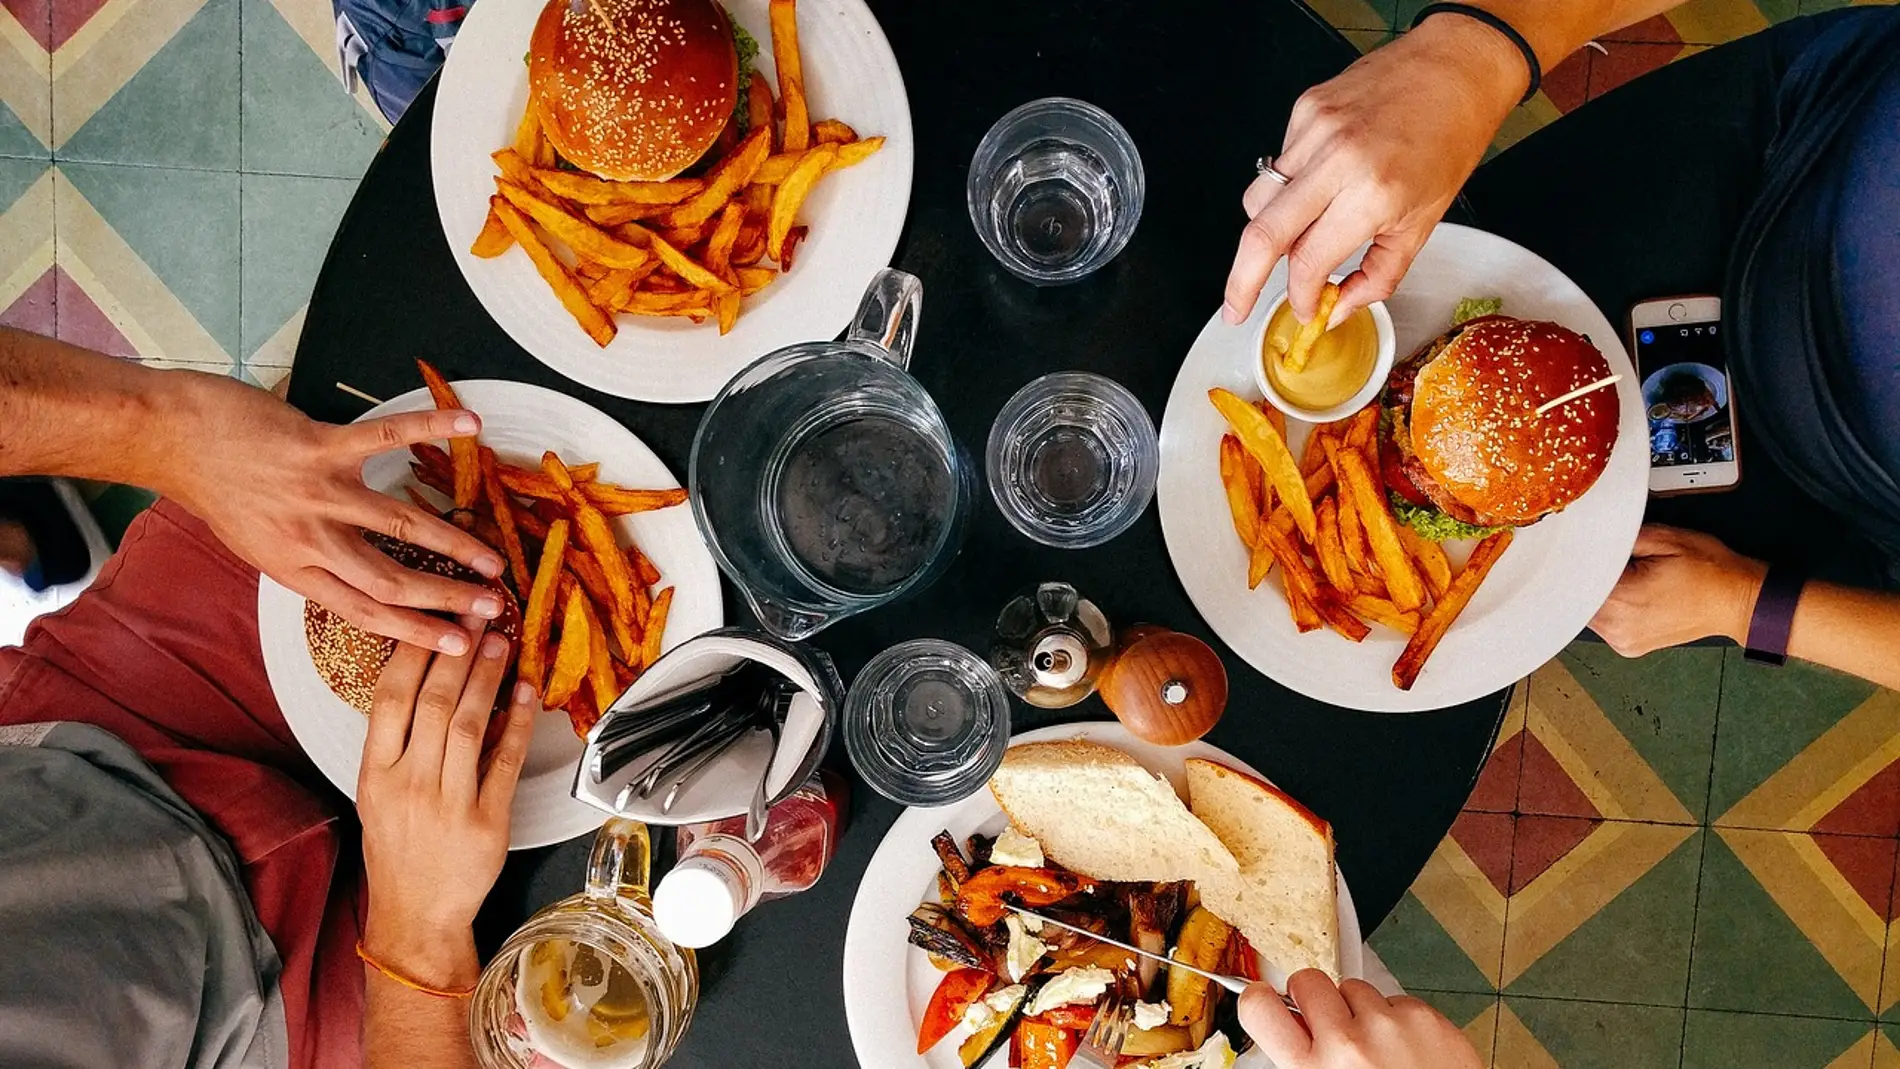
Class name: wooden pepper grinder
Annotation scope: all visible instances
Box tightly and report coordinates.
[1097,625,1228,746]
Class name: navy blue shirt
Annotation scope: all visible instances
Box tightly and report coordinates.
[1835,58,1900,472]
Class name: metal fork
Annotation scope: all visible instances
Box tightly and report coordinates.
[1072,996,1132,1069]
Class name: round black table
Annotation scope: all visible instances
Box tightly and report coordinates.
[289,1,1511,1064]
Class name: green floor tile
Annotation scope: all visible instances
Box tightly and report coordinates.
[0,101,49,160]
[240,0,385,178]
[1558,643,1723,821]
[1710,655,1879,821]
[0,157,48,212]
[57,0,238,169]
[1755,0,1805,20]
[59,161,239,359]
[1506,828,1702,1006]
[1689,833,1871,1019]
[1502,997,1684,1069]
[1683,1011,1870,1069]
[1413,990,1500,1066]
[239,172,357,358]
[1371,890,1501,994]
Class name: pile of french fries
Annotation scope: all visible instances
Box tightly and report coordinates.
[1208,387,1513,691]
[471,0,884,344]
[408,361,686,736]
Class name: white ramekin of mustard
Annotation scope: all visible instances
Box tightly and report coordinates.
[1251,276,1396,424]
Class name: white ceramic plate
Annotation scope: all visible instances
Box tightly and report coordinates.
[431,0,915,403]
[257,380,724,848]
[841,721,1365,1069]
[1157,223,1647,713]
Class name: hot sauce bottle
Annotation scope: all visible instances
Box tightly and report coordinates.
[650,769,847,949]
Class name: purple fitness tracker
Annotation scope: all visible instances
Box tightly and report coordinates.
[1743,563,1806,667]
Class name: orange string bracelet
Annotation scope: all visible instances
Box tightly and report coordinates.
[355,940,478,999]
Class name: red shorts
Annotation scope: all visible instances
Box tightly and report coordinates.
[0,499,363,1069]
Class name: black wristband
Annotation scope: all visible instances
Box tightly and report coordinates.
[1410,2,1544,106]
[1743,563,1805,667]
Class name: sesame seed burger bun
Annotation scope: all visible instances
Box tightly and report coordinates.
[528,0,740,182]
[302,534,523,715]
[1407,316,1619,527]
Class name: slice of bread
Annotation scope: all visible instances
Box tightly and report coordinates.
[987,740,1239,883]
[1186,758,1340,980]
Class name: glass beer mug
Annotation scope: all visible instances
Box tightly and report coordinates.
[471,820,697,1069]
[689,268,977,642]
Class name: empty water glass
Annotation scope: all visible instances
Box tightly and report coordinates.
[986,372,1159,548]
[967,98,1145,285]
[843,639,1011,806]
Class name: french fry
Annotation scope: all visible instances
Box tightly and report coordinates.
[658,220,712,249]
[661,126,772,229]
[813,119,857,144]
[736,265,777,293]
[490,198,617,347]
[767,144,836,263]
[404,486,438,511]
[831,136,884,170]
[1261,522,1367,641]
[574,259,609,283]
[471,204,514,258]
[587,267,638,310]
[1397,525,1453,601]
[1299,425,1331,477]
[496,180,652,270]
[644,232,735,293]
[1208,388,1315,541]
[747,77,776,148]
[1218,435,1260,548]
[779,226,810,268]
[1342,405,1378,452]
[498,470,688,515]
[1335,477,1371,576]
[1347,594,1421,635]
[585,202,672,226]
[565,686,601,739]
[1394,530,1513,689]
[705,202,745,273]
[498,460,599,486]
[491,149,540,191]
[627,543,663,588]
[532,170,703,206]
[753,151,809,186]
[479,448,533,595]
[1279,282,1341,374]
[1313,498,1355,593]
[1331,443,1427,613]
[416,360,481,510]
[1259,401,1288,444]
[576,592,618,712]
[733,223,768,266]
[640,587,674,668]
[518,518,570,691]
[1247,532,1275,590]
[564,548,619,623]
[542,452,636,627]
[545,586,592,708]
[1286,581,1323,633]
[513,105,542,164]
[619,290,717,318]
[769,0,808,152]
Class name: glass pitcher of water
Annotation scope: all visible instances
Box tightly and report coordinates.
[471,820,697,1069]
[690,268,976,641]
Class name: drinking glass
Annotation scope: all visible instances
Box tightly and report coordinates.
[967,97,1145,285]
[690,270,978,642]
[986,372,1159,548]
[843,639,1011,806]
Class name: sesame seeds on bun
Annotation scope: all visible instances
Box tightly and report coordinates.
[302,534,523,714]
[1405,316,1619,528]
[528,0,739,181]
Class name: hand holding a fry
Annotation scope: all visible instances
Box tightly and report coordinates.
[1221,17,1529,327]
[160,372,507,654]
[1590,525,1767,658]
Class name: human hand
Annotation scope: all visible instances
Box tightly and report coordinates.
[160,371,507,654]
[357,629,537,987]
[1239,971,1482,1069]
[1590,524,1767,657]
[1221,17,1530,327]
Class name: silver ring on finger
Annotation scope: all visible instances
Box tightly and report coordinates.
[1255,156,1292,186]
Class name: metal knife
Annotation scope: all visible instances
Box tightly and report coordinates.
[1004,904,1301,1013]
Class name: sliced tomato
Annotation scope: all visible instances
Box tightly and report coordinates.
[1027,1005,1098,1031]
[1017,1019,1081,1069]
[1380,433,1429,506]
[918,968,992,1054]
[1230,933,1264,983]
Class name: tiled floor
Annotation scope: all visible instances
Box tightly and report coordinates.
[2,1,1898,1065]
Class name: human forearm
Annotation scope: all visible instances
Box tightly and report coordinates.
[1776,581,1900,691]
[0,327,208,493]
[1431,0,1685,72]
[362,918,483,1069]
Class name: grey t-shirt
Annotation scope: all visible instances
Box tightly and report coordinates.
[0,722,287,1069]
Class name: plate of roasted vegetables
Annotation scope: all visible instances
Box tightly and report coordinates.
[842,722,1363,1069]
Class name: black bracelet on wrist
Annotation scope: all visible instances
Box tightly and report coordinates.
[1410,2,1543,106]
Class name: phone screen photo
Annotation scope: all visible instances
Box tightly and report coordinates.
[1635,321,1736,470]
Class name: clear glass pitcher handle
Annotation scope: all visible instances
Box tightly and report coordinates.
[845,268,923,369]
[584,817,653,904]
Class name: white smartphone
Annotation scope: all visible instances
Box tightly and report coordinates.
[1629,296,1743,496]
